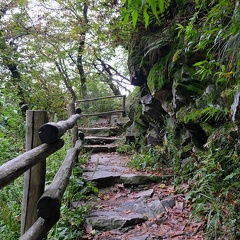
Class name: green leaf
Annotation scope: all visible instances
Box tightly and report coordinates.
[132,10,138,27]
[123,12,130,25]
[150,1,158,18]
[143,7,150,28]
[158,0,164,13]
[193,60,208,66]
[175,23,184,30]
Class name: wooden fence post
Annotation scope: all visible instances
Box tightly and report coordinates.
[68,102,78,147]
[122,95,126,117]
[21,110,48,236]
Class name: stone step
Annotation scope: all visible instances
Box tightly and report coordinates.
[84,136,125,145]
[85,196,175,231]
[82,153,173,188]
[79,127,122,137]
[83,144,118,153]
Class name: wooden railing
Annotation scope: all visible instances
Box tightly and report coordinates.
[76,95,126,117]
[0,103,83,240]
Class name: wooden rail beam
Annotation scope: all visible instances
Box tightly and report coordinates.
[80,110,124,117]
[75,95,125,102]
[20,215,60,240]
[39,114,80,144]
[0,140,64,190]
[37,140,83,220]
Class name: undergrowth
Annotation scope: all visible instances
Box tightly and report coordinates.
[182,125,240,239]
[119,120,240,239]
[120,120,181,174]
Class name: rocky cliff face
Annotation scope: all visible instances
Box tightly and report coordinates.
[126,0,240,164]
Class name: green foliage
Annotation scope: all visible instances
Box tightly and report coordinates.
[117,142,135,154]
[183,105,228,124]
[181,123,240,239]
[0,179,22,239]
[122,0,171,28]
[128,153,159,170]
[0,132,97,239]
[0,89,25,162]
[127,119,181,173]
[47,164,98,239]
[122,0,240,238]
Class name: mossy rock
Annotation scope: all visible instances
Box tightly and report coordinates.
[173,66,204,98]
[147,61,166,92]
[173,82,204,98]
[126,121,147,138]
[176,105,192,123]
[200,122,216,137]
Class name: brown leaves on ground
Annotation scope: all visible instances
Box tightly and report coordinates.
[82,182,205,239]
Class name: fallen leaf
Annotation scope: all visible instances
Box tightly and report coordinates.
[169,230,184,237]
[115,183,125,192]
[86,224,93,234]
[81,235,92,240]
[160,183,166,189]
[104,194,110,200]
[179,223,186,231]
[174,201,184,210]
[156,211,165,219]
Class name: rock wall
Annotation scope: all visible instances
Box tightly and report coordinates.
[126,0,240,162]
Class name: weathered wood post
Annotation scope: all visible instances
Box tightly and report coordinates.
[122,95,126,117]
[68,102,78,147]
[21,110,48,236]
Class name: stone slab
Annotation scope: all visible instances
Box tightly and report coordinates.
[86,211,147,230]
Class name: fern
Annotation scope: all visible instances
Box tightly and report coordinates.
[183,105,228,124]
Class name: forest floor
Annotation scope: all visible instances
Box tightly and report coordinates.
[80,153,205,240]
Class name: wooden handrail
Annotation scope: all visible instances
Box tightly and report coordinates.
[0,104,84,239]
[20,216,59,240]
[0,140,64,190]
[39,114,81,144]
[75,94,125,102]
[37,140,83,220]
[80,110,124,117]
[76,95,126,117]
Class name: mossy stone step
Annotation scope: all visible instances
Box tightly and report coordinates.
[84,136,124,145]
[79,127,122,137]
[83,144,118,153]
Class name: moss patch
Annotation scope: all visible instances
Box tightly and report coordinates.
[147,61,166,92]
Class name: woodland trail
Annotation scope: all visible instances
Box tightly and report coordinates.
[76,119,205,240]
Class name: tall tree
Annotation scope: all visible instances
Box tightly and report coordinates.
[0,2,28,111]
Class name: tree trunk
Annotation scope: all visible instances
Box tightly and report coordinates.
[77,2,89,99]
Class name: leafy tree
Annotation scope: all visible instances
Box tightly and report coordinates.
[0,1,29,111]
[1,0,131,118]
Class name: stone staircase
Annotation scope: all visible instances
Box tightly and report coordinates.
[74,118,184,239]
[74,116,205,239]
[79,125,125,153]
